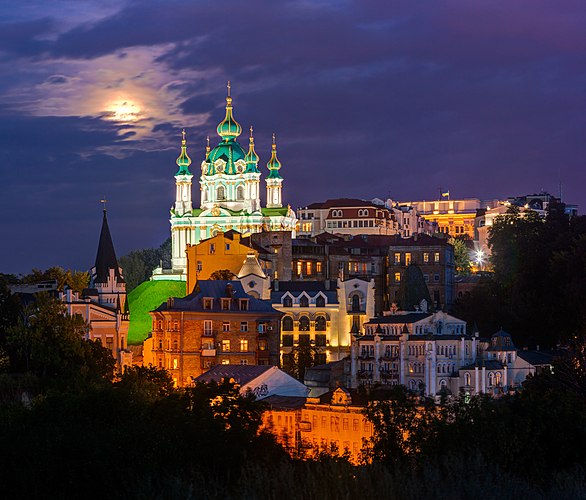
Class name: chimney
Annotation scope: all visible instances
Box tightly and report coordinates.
[324,280,330,290]
[273,279,279,292]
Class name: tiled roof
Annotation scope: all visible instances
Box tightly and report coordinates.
[153,280,279,313]
[193,364,272,385]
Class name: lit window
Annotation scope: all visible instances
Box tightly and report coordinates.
[316,262,322,273]
[297,261,303,275]
[395,272,401,282]
[394,253,401,264]
[240,339,248,352]
[434,252,440,263]
[221,359,230,365]
[222,340,230,352]
[423,253,429,263]
[221,298,230,311]
[405,253,411,265]
[203,298,213,310]
[173,358,178,370]
[306,261,312,275]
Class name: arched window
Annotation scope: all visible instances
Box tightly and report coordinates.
[315,316,327,331]
[351,294,360,312]
[283,296,293,307]
[282,316,293,331]
[465,372,471,386]
[488,372,495,386]
[299,296,309,308]
[440,379,447,389]
[236,185,244,200]
[316,295,325,307]
[495,372,502,386]
[217,185,226,201]
[299,316,310,331]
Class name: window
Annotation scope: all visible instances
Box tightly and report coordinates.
[158,338,163,349]
[173,358,178,370]
[240,359,248,365]
[221,359,230,365]
[394,253,401,264]
[351,294,360,312]
[197,260,202,272]
[204,320,213,336]
[106,337,113,350]
[316,262,322,273]
[316,295,325,307]
[434,252,440,263]
[315,333,327,346]
[283,296,293,307]
[306,262,312,275]
[225,243,231,251]
[222,340,230,352]
[353,419,359,431]
[299,296,309,308]
[424,274,429,282]
[405,252,412,265]
[173,340,178,351]
[394,272,401,283]
[240,339,248,352]
[222,321,230,332]
[315,317,327,332]
[343,418,349,431]
[299,316,310,331]
[434,274,440,282]
[239,299,249,311]
[259,340,267,351]
[209,243,215,254]
[240,321,248,332]
[217,186,225,200]
[282,334,294,347]
[282,316,294,331]
[296,261,303,275]
[236,185,244,200]
[203,298,213,310]
[221,298,230,310]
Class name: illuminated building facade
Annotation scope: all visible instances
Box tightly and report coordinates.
[162,86,297,278]
[401,198,500,239]
[144,280,281,386]
[271,278,375,364]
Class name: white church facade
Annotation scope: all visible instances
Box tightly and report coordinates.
[158,86,297,279]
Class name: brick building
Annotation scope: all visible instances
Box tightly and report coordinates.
[144,280,281,386]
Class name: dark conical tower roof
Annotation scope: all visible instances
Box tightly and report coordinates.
[94,210,124,284]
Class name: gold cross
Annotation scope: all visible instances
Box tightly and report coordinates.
[227,80,231,97]
[100,197,107,212]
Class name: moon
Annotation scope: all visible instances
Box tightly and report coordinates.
[105,98,142,122]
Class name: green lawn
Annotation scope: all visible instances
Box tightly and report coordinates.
[127,280,186,345]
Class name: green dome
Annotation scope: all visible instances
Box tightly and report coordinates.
[175,130,192,175]
[266,134,282,179]
[206,139,247,176]
[216,96,242,140]
[244,127,260,173]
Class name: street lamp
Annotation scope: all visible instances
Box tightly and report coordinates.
[474,250,485,271]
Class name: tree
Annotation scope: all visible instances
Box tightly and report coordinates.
[451,237,472,275]
[283,336,323,381]
[22,267,89,293]
[119,238,172,291]
[209,269,236,280]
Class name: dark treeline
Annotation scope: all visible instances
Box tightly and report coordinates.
[119,237,171,291]
[454,202,586,348]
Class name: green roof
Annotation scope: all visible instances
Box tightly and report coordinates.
[261,207,289,217]
[127,280,186,345]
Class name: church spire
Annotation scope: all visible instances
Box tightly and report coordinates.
[94,208,123,284]
[216,81,242,141]
[266,133,282,179]
[176,129,192,175]
[245,125,260,173]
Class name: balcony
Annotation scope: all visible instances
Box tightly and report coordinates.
[201,349,216,357]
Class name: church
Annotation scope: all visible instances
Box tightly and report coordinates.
[165,85,297,277]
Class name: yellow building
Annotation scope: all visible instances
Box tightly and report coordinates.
[401,198,500,239]
[185,231,259,293]
[263,387,374,465]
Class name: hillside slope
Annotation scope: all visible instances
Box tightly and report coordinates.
[127,280,186,345]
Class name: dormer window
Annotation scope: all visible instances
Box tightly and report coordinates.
[332,209,343,217]
[239,299,249,311]
[283,296,293,307]
[299,296,309,308]
[203,298,213,310]
[221,298,231,311]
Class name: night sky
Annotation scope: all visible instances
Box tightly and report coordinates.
[1,0,585,274]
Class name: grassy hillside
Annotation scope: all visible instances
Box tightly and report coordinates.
[127,280,186,345]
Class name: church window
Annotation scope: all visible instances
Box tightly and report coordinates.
[488,372,495,386]
[316,295,325,307]
[299,316,310,331]
[465,372,471,386]
[217,186,226,200]
[315,317,327,331]
[282,317,293,331]
[299,296,309,308]
[495,372,502,386]
[236,185,244,200]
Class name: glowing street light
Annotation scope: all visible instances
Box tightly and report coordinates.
[474,250,485,271]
